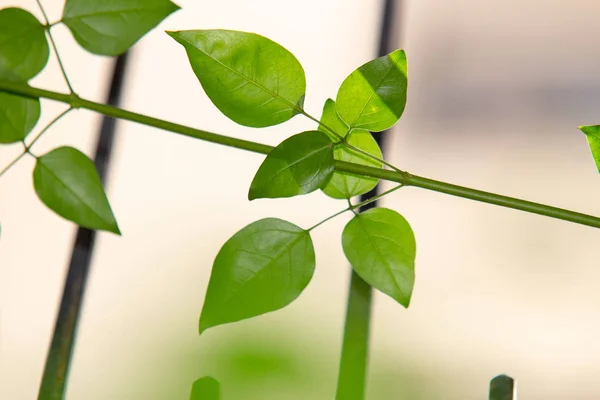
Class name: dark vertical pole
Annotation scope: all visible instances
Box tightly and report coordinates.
[336,1,402,399]
[38,52,131,400]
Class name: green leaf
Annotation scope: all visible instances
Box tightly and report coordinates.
[0,92,40,144]
[0,8,49,81]
[190,377,221,400]
[489,375,515,400]
[62,0,180,56]
[342,208,416,307]
[336,50,407,132]
[579,125,600,173]
[318,99,382,199]
[249,131,334,200]
[33,146,120,234]
[200,218,315,334]
[168,29,306,128]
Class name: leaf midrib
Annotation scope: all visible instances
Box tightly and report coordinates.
[223,231,308,305]
[177,34,303,115]
[357,216,406,300]
[38,159,111,227]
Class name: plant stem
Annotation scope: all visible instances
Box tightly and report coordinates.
[35,0,75,93]
[26,107,73,150]
[0,150,27,178]
[336,270,372,400]
[2,80,600,229]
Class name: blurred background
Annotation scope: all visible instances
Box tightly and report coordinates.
[2,0,600,398]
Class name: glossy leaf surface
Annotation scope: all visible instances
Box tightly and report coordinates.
[579,125,600,173]
[62,0,180,56]
[0,92,40,143]
[33,146,120,234]
[199,218,315,333]
[336,50,407,132]
[190,377,221,400]
[168,29,306,127]
[318,99,381,198]
[0,8,49,81]
[249,131,334,200]
[342,208,416,307]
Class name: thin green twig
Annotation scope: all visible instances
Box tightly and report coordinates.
[1,80,600,229]
[26,107,73,150]
[35,0,76,93]
[307,185,405,231]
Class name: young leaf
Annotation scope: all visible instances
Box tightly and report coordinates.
[318,99,382,199]
[200,218,315,334]
[62,0,180,56]
[0,92,40,144]
[168,30,306,128]
[342,208,416,307]
[33,146,120,234]
[579,125,600,173]
[0,8,49,81]
[249,131,334,200]
[489,375,515,400]
[318,98,349,140]
[190,377,221,400]
[336,50,407,132]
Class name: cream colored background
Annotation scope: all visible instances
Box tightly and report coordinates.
[2,0,600,399]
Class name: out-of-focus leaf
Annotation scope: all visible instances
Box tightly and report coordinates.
[489,374,515,400]
[190,376,221,400]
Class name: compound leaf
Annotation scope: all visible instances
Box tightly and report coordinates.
[33,146,120,234]
[249,131,334,200]
[336,50,407,132]
[579,125,600,173]
[0,8,49,81]
[199,218,315,334]
[62,0,180,56]
[168,29,306,128]
[342,208,416,307]
[0,92,40,144]
[190,377,221,400]
[318,99,382,199]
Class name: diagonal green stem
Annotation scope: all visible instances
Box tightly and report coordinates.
[35,0,75,93]
[1,80,600,229]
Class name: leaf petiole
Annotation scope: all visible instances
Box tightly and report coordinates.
[307,184,404,231]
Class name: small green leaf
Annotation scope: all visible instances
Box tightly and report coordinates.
[579,125,600,173]
[318,99,382,199]
[0,8,49,81]
[0,92,40,144]
[318,98,349,139]
[62,0,180,56]
[336,50,407,132]
[190,377,221,400]
[168,30,306,128]
[249,131,334,200]
[33,146,120,234]
[342,208,416,307]
[489,375,515,400]
[200,218,315,334]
